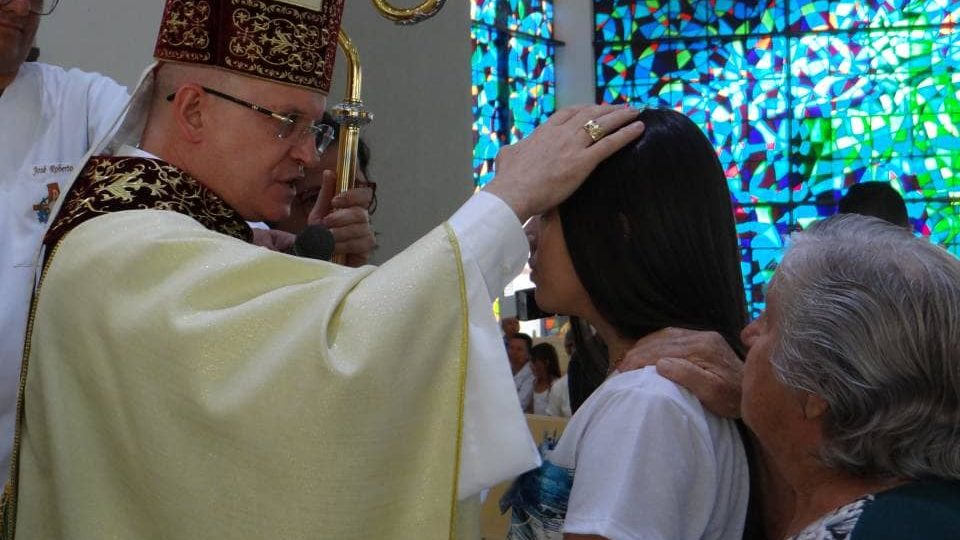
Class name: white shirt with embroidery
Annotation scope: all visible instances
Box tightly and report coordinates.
[0,62,128,484]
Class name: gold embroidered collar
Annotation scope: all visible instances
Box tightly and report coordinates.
[45,155,252,250]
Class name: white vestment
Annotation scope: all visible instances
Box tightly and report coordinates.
[14,190,538,538]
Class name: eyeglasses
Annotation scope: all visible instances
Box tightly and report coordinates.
[165,86,336,158]
[0,0,60,15]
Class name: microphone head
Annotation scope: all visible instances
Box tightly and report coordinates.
[291,224,336,261]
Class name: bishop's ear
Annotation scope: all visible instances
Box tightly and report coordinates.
[165,84,207,144]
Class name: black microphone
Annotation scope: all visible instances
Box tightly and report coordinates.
[285,224,335,261]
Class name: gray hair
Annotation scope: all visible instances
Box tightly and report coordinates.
[771,214,960,480]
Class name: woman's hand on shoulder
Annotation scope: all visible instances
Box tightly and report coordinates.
[619,327,743,419]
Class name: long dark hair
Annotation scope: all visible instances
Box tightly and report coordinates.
[560,108,747,356]
[531,343,562,380]
[562,108,763,539]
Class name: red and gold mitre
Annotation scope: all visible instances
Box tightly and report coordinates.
[153,0,344,94]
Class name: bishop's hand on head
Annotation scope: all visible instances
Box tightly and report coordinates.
[483,104,645,223]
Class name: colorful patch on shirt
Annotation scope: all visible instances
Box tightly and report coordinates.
[502,433,574,540]
[32,183,61,224]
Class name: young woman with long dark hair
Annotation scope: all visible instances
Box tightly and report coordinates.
[504,108,751,540]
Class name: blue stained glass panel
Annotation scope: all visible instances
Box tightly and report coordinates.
[596,1,960,317]
[471,0,556,187]
[471,0,499,26]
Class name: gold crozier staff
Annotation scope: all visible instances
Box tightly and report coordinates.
[329,0,447,263]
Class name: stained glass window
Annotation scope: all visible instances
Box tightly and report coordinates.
[595,0,960,316]
[472,0,558,187]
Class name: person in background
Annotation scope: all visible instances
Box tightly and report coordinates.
[0,0,129,486]
[741,214,960,539]
[271,112,376,235]
[501,316,520,350]
[530,343,562,416]
[501,316,520,342]
[258,111,376,266]
[508,332,535,413]
[838,181,909,228]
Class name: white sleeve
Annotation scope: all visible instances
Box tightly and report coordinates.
[82,71,129,144]
[449,191,529,301]
[448,192,540,500]
[517,371,534,413]
[562,385,719,540]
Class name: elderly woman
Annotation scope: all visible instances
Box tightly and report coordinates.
[741,214,960,538]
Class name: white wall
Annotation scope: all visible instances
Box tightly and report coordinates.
[554,0,594,107]
[332,1,474,262]
[35,0,473,264]
[36,2,162,88]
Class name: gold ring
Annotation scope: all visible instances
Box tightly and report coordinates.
[582,119,605,143]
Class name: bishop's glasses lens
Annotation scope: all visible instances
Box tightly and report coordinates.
[277,116,336,158]
[275,114,298,140]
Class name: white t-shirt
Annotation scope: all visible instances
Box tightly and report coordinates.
[535,377,571,417]
[545,375,571,418]
[0,62,128,484]
[533,387,551,415]
[504,366,750,540]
